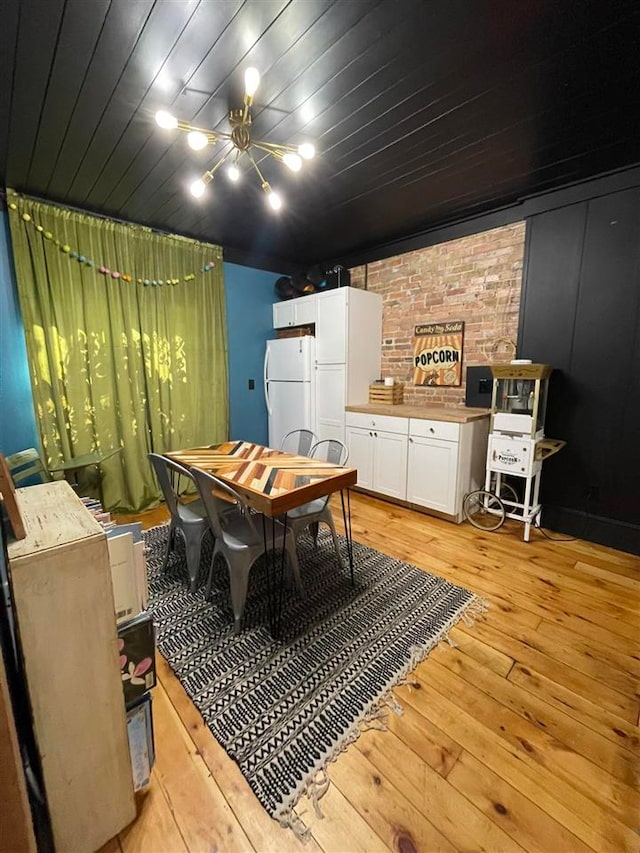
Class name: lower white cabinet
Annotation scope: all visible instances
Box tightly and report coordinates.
[406,435,457,513]
[346,410,488,520]
[345,426,374,489]
[345,413,409,500]
[374,430,409,499]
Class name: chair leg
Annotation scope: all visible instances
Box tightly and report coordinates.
[286,535,303,594]
[229,556,254,634]
[185,528,206,593]
[162,522,176,572]
[309,520,319,546]
[205,542,220,600]
[325,515,343,568]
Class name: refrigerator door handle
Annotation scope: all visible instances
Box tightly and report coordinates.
[263,346,272,415]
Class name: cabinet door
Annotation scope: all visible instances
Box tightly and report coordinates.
[273,301,296,328]
[294,294,316,325]
[407,435,458,514]
[315,290,346,362]
[373,430,408,500]
[315,363,346,441]
[345,427,374,490]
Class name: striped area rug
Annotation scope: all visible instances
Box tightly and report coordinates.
[144,524,483,834]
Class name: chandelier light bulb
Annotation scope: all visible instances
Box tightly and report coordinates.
[155,110,178,129]
[227,164,240,182]
[190,178,207,198]
[268,190,282,211]
[187,130,208,150]
[298,143,315,160]
[282,153,302,172]
[244,67,261,98]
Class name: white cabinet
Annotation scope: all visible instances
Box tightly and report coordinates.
[345,412,408,499]
[406,417,488,519]
[312,288,382,442]
[315,290,347,362]
[271,287,383,445]
[273,294,317,328]
[316,363,347,442]
[407,435,458,514]
[346,411,489,521]
[374,430,409,499]
[345,426,374,490]
[294,295,317,325]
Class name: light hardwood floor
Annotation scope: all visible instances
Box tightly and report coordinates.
[107,492,640,853]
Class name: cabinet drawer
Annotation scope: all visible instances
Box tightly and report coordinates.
[346,411,408,435]
[409,418,459,442]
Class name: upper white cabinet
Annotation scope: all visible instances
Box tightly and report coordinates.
[272,287,382,444]
[316,288,383,443]
[314,288,382,371]
[315,290,347,362]
[273,294,317,328]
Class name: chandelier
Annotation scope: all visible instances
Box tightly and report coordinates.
[155,68,315,211]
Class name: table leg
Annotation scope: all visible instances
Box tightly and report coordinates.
[340,489,354,586]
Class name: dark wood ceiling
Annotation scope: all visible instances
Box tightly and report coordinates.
[2,0,639,269]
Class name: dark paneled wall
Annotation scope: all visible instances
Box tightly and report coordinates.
[519,185,640,554]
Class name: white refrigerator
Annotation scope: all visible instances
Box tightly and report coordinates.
[264,337,315,449]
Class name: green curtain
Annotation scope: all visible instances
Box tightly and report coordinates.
[7,192,228,512]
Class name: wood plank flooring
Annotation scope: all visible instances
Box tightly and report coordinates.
[108,493,639,853]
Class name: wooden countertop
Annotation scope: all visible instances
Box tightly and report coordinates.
[345,404,491,423]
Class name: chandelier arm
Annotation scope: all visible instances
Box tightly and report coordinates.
[202,143,236,179]
[251,141,285,159]
[247,152,269,187]
[251,138,299,154]
[176,121,234,143]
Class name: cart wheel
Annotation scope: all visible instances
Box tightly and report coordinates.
[463,490,506,531]
[497,480,519,508]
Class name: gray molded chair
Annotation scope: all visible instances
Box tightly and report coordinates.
[280,429,318,456]
[148,453,211,593]
[287,439,349,569]
[191,466,301,634]
[6,448,52,485]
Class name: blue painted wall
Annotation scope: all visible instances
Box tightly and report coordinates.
[224,262,277,445]
[0,210,39,455]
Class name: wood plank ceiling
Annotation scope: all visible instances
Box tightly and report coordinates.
[1,0,638,268]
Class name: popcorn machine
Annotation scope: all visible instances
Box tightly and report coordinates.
[463,362,565,540]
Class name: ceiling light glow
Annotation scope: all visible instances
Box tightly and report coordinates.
[155,110,178,129]
[190,179,207,198]
[282,153,302,172]
[244,67,260,98]
[267,190,282,210]
[187,130,208,150]
[298,143,315,160]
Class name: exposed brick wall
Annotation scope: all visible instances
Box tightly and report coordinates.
[350,222,526,406]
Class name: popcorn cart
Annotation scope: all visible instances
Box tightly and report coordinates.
[463,362,565,540]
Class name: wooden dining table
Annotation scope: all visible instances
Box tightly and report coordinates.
[164,440,357,635]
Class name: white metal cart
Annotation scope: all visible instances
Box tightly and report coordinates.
[463,362,565,540]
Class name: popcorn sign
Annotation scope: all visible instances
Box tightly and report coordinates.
[413,321,464,386]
